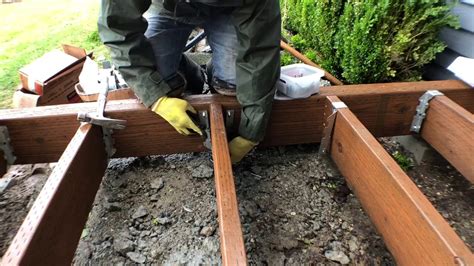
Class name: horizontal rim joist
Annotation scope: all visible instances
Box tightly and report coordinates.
[0,80,472,165]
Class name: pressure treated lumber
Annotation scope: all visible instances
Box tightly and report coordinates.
[421,95,474,183]
[1,124,108,265]
[209,104,247,266]
[327,96,474,265]
[280,40,343,85]
[0,80,472,164]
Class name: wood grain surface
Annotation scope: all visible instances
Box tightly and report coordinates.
[328,96,474,265]
[421,95,474,183]
[210,104,247,266]
[0,80,472,164]
[1,124,108,265]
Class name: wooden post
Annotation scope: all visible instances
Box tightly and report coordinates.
[327,96,474,265]
[209,104,247,265]
[421,95,474,183]
[1,124,108,265]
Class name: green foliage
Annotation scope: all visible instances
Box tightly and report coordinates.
[281,52,296,66]
[280,0,459,84]
[392,151,414,171]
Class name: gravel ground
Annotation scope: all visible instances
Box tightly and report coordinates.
[0,139,472,265]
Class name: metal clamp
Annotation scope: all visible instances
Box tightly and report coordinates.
[77,73,126,157]
[319,101,348,154]
[410,90,444,133]
[0,126,16,165]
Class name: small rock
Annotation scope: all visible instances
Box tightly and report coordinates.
[203,238,219,252]
[114,238,134,255]
[329,241,343,251]
[312,221,321,231]
[126,252,146,264]
[155,217,172,225]
[200,226,215,237]
[150,194,159,202]
[150,178,164,190]
[132,205,148,219]
[348,238,359,252]
[105,202,122,212]
[324,250,350,265]
[192,165,214,179]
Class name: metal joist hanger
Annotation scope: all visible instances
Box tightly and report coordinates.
[410,90,444,133]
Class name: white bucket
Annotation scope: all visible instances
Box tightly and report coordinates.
[275,64,324,100]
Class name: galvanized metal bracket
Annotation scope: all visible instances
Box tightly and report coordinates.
[0,126,16,166]
[410,90,444,133]
[199,110,212,150]
[319,101,348,154]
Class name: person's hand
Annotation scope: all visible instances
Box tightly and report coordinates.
[152,96,202,136]
[228,136,258,163]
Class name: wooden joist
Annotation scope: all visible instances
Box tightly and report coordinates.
[0,80,472,165]
[209,104,247,265]
[0,124,108,265]
[326,96,474,265]
[420,95,474,183]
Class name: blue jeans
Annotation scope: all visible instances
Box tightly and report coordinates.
[144,6,237,86]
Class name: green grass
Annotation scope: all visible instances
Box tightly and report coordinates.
[0,0,108,108]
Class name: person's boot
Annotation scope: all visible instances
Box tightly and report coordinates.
[205,60,236,96]
[211,76,236,96]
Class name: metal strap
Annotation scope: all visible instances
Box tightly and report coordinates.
[0,126,16,165]
[319,101,348,154]
[410,90,444,133]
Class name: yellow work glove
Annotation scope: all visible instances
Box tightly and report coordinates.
[228,136,258,164]
[152,96,202,136]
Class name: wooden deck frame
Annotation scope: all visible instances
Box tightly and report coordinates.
[1,124,108,265]
[210,104,247,265]
[0,80,472,165]
[0,80,473,265]
[326,96,473,265]
[420,95,474,183]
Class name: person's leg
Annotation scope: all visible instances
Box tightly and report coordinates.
[203,10,238,96]
[145,15,194,80]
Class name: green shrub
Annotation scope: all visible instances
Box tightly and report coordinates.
[281,0,459,83]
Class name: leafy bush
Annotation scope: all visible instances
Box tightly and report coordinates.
[281,0,459,83]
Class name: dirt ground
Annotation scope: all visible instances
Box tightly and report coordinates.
[0,138,472,265]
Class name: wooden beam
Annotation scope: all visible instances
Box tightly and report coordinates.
[1,124,108,265]
[209,104,247,265]
[0,80,472,164]
[327,96,474,265]
[421,95,474,183]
